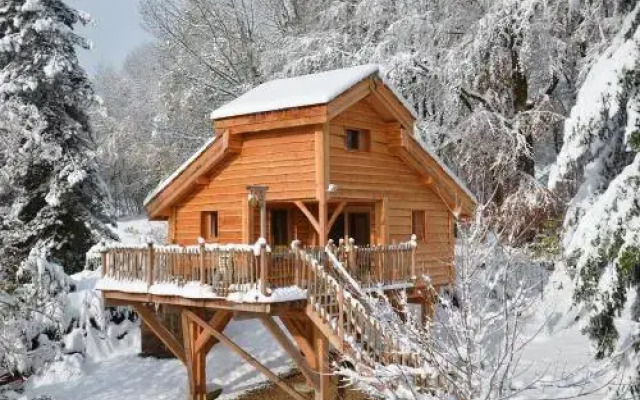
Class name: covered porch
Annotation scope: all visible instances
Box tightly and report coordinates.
[252,200,377,248]
[245,183,385,248]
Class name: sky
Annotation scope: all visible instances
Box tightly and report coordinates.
[68,0,154,75]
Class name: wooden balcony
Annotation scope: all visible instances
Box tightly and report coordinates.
[94,237,442,400]
[95,237,421,304]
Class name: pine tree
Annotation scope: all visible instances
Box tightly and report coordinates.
[0,0,116,374]
[0,0,116,272]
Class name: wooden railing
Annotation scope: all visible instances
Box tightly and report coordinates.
[100,243,263,297]
[329,236,417,288]
[97,237,418,299]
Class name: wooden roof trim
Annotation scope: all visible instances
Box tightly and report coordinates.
[214,105,328,133]
[390,130,476,217]
[145,132,241,219]
[370,78,416,131]
[327,79,373,120]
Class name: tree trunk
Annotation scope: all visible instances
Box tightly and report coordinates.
[511,44,535,177]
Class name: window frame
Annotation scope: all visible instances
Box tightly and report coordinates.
[411,210,426,242]
[344,127,370,152]
[201,211,219,241]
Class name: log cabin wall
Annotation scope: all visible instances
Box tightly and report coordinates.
[164,97,456,285]
[170,126,317,246]
[328,97,455,285]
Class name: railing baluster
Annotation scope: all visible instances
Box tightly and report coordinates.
[147,243,154,287]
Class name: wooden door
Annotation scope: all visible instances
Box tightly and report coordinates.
[270,209,290,246]
[348,212,370,245]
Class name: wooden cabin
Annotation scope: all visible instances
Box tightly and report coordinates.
[144,64,475,286]
[98,65,476,400]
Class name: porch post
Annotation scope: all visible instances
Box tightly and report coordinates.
[319,200,328,245]
[247,185,268,240]
[313,325,332,400]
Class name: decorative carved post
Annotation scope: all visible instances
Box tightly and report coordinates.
[325,239,335,255]
[338,238,345,263]
[337,286,345,341]
[247,185,268,241]
[292,240,301,287]
[198,237,206,284]
[147,241,155,287]
[348,237,356,273]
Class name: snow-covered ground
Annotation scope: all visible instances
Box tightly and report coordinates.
[511,265,636,400]
[26,317,294,400]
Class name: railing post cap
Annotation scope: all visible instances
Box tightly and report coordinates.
[410,234,418,248]
[290,239,301,249]
[339,238,345,245]
[197,236,206,245]
[348,237,355,245]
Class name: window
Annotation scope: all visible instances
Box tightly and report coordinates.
[345,128,369,151]
[412,210,426,242]
[201,211,219,240]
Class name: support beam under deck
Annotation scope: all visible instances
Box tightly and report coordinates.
[183,310,310,400]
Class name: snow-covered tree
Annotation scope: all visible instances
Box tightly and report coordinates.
[91,46,169,216]
[139,0,273,152]
[548,1,640,393]
[336,223,550,399]
[0,0,115,375]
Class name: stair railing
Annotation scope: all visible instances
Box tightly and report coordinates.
[294,245,423,368]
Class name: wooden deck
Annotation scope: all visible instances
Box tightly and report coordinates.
[96,237,440,400]
[98,238,422,301]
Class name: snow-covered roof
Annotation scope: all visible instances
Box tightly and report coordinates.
[210,64,418,120]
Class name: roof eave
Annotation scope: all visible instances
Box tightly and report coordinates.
[144,132,241,219]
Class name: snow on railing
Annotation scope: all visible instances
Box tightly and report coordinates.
[96,239,292,299]
[94,235,421,303]
[329,236,418,288]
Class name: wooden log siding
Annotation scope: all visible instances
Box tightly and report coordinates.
[328,98,455,283]
[172,127,317,246]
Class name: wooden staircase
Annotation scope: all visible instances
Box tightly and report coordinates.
[298,248,425,369]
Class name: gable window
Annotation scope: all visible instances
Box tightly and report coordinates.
[411,210,426,242]
[201,211,219,240]
[345,128,369,151]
